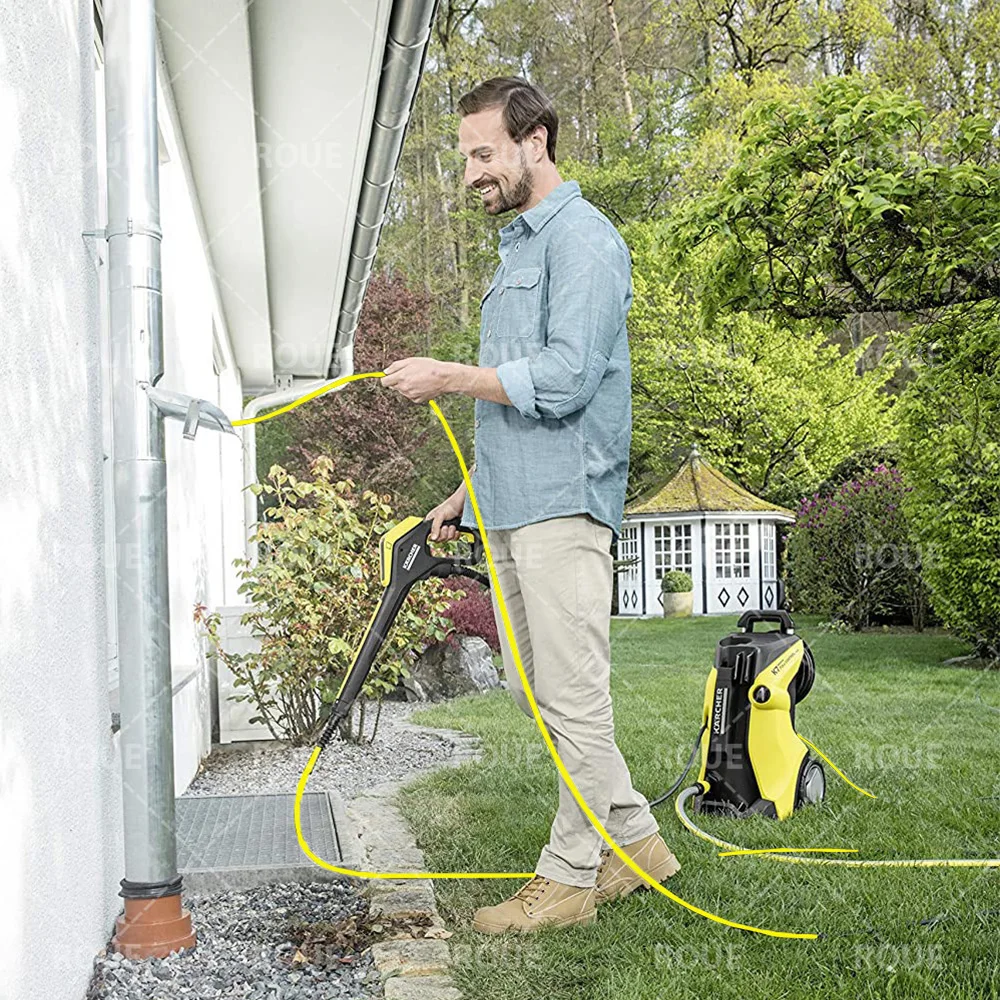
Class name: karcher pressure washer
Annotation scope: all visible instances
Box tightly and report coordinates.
[690,609,825,820]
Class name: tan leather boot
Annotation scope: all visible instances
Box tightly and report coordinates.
[594,833,680,905]
[472,875,597,934]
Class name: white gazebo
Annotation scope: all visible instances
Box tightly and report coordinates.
[616,449,795,616]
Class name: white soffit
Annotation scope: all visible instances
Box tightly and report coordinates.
[156,0,393,387]
[156,0,272,386]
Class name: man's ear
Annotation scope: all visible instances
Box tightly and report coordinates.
[527,125,548,163]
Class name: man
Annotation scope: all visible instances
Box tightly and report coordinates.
[382,77,679,934]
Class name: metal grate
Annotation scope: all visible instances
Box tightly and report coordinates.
[176,793,341,876]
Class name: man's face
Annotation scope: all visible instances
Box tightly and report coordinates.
[458,106,536,215]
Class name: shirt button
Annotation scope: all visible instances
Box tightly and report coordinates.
[515,242,520,251]
[475,418,481,428]
[486,329,491,337]
[499,287,504,295]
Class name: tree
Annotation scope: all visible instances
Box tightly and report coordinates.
[627,232,898,506]
[255,272,471,514]
[662,76,1000,324]
[897,305,1000,664]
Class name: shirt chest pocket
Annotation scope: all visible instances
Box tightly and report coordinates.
[495,266,543,339]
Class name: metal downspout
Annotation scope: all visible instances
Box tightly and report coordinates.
[103,0,195,957]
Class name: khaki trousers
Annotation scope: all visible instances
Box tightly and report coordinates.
[486,513,659,888]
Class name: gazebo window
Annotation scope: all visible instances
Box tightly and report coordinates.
[654,524,692,579]
[715,522,751,578]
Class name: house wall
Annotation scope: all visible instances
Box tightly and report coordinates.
[0,6,248,1000]
[0,5,124,1000]
[154,55,246,789]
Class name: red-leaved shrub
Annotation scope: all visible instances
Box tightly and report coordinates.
[441,576,500,653]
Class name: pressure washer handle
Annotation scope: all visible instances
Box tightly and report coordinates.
[439,515,484,565]
[738,610,796,634]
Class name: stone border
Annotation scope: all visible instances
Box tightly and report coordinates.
[344,722,483,1000]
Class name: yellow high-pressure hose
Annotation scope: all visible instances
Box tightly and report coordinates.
[675,786,1000,869]
[233,371,817,940]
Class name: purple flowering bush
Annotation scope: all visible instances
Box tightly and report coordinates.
[786,465,930,630]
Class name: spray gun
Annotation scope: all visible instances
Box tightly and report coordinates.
[317,516,486,748]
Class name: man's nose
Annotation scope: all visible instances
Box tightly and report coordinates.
[464,160,482,188]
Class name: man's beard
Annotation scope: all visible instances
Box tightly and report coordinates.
[482,146,533,214]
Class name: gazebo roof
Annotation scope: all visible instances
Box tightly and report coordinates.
[626,448,795,518]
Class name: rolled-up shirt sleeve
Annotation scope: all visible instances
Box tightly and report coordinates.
[496,217,631,420]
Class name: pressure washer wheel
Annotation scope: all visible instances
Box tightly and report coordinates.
[794,644,816,703]
[797,758,826,807]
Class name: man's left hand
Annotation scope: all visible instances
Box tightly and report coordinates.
[383,357,457,404]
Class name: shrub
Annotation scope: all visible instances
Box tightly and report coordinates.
[660,570,693,594]
[897,308,1000,665]
[786,465,930,630]
[440,575,500,653]
[195,457,457,745]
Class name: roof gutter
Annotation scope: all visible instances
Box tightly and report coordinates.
[327,0,439,379]
[241,0,438,562]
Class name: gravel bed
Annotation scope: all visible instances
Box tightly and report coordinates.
[87,882,381,1000]
[184,701,460,802]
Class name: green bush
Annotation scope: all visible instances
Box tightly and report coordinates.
[660,570,694,594]
[898,309,1000,666]
[195,457,459,744]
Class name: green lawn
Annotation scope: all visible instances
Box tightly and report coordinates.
[398,615,1000,1000]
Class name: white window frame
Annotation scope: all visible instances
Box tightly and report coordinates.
[672,523,692,576]
[618,524,639,584]
[715,522,751,579]
[655,523,693,579]
[762,522,776,579]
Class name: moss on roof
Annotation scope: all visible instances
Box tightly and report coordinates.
[626,449,795,517]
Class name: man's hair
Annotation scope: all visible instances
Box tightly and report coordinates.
[457,77,559,164]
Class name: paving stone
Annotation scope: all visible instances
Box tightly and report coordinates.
[367,879,438,919]
[383,975,463,999]
[365,847,427,873]
[371,939,451,979]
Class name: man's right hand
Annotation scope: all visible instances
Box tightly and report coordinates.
[425,484,467,542]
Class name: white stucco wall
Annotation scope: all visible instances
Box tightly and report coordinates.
[0,5,249,999]
[155,69,246,790]
[0,5,124,1000]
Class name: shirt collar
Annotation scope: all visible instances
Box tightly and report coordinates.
[503,180,581,236]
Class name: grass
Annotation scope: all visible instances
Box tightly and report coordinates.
[397,615,1000,1000]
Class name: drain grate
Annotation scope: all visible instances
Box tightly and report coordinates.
[175,793,342,888]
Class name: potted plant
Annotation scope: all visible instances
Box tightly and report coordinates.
[659,570,694,618]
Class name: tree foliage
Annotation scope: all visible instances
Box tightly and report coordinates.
[663,76,1000,324]
[897,306,1000,664]
[628,235,897,506]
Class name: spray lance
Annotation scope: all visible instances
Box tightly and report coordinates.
[315,515,487,749]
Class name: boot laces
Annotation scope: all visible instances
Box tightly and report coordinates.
[597,847,612,875]
[515,876,550,905]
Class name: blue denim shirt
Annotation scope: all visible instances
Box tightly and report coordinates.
[460,180,632,543]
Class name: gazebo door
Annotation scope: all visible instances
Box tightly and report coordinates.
[616,523,642,615]
[707,521,754,614]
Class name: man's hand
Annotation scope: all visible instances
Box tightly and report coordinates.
[383,357,456,404]
[425,483,467,541]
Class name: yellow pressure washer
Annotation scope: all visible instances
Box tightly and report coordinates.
[648,608,824,821]
[693,609,825,820]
